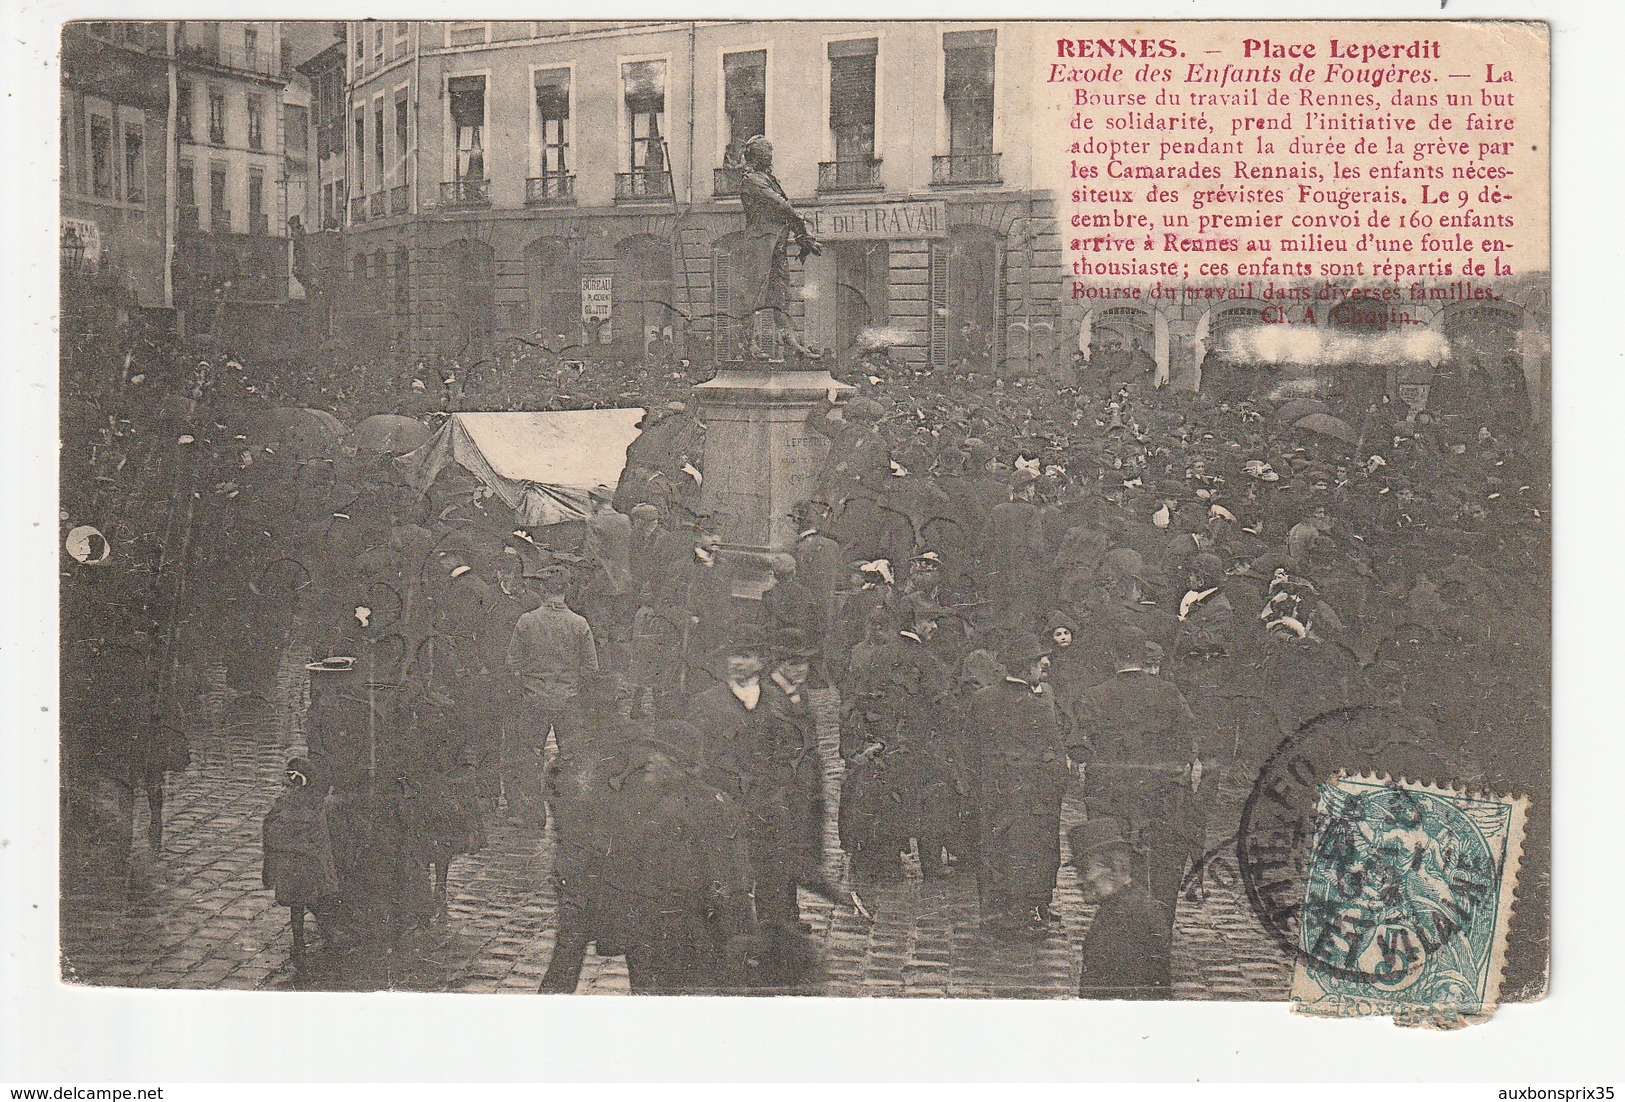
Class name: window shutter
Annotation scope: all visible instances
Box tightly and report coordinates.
[929,242,949,369]
[535,69,570,118]
[829,55,876,130]
[713,248,736,362]
[448,76,485,126]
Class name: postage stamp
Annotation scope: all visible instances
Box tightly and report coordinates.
[1290,772,1529,1027]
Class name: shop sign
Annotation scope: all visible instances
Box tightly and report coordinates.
[581,275,613,342]
[802,200,948,241]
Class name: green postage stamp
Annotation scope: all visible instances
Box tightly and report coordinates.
[1291,773,1529,1028]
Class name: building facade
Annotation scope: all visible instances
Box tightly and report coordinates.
[335,20,1064,369]
[168,19,296,328]
[61,22,171,326]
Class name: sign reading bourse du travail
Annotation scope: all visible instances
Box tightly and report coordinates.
[801,200,947,241]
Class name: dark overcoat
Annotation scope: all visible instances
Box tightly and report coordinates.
[966,679,1069,918]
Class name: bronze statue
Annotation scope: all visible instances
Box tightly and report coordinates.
[733,136,822,364]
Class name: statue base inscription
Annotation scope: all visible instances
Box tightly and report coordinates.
[694,367,853,599]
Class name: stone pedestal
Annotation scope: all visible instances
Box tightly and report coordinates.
[694,367,853,598]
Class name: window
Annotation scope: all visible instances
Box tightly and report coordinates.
[828,38,877,162]
[123,123,145,204]
[286,104,309,155]
[374,104,385,186]
[247,94,264,150]
[353,23,363,61]
[373,23,384,63]
[210,163,228,231]
[243,26,257,58]
[621,60,666,174]
[394,92,410,179]
[354,107,366,189]
[722,50,767,162]
[394,21,408,59]
[60,108,72,190]
[394,245,410,310]
[944,30,996,157]
[208,88,226,145]
[833,241,890,355]
[448,76,486,181]
[176,80,194,141]
[534,69,570,176]
[72,98,87,193]
[323,182,334,226]
[178,159,196,207]
[248,166,265,226]
[448,22,487,47]
[89,115,113,198]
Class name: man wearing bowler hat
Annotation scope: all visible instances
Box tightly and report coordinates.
[750,629,834,929]
[548,716,756,994]
[1069,816,1174,999]
[1068,628,1202,927]
[684,624,771,797]
[965,630,1069,937]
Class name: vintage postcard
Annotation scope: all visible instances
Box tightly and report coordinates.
[57,18,1549,1019]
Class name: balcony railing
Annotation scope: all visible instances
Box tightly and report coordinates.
[440,179,491,208]
[210,209,232,233]
[178,205,200,231]
[818,157,883,192]
[932,152,1002,187]
[248,211,269,235]
[370,192,386,218]
[615,169,673,202]
[525,173,576,206]
[391,183,411,215]
[208,124,226,145]
[175,39,287,79]
[350,196,367,224]
[713,165,742,198]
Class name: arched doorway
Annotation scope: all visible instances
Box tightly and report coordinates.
[1088,305,1156,387]
[1199,302,1268,400]
[613,233,674,363]
[931,224,1002,371]
[442,238,495,359]
[525,236,582,350]
[1436,303,1529,433]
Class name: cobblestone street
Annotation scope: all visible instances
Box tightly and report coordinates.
[61,689,1292,999]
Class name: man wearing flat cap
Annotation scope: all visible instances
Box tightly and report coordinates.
[965,631,1069,937]
[505,558,599,827]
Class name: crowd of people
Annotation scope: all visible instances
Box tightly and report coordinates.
[60,309,1549,995]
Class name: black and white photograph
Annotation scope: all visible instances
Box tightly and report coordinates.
[48,17,1559,1016]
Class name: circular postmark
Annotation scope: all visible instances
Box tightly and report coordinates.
[1236,703,1476,982]
[1295,780,1501,999]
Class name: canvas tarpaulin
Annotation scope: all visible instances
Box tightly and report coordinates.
[396,409,645,527]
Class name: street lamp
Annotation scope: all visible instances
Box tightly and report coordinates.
[61,226,87,274]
